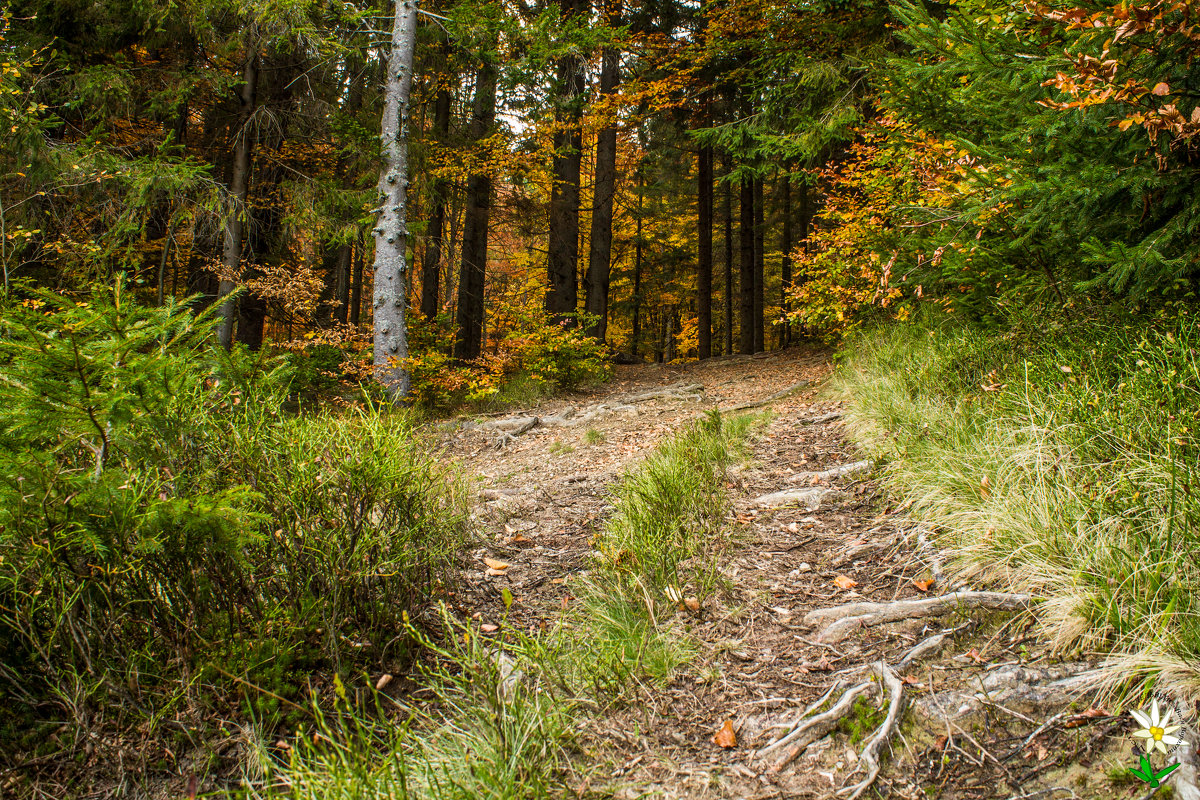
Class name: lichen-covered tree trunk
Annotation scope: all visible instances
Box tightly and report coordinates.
[372,0,419,399]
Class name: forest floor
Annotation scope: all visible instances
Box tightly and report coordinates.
[440,346,1139,800]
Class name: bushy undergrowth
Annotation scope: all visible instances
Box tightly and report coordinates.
[834,312,1200,699]
[0,282,467,727]
[252,411,757,799]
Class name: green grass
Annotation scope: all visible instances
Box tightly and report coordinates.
[242,409,759,799]
[583,427,606,445]
[833,313,1200,701]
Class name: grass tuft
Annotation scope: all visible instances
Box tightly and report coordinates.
[834,314,1200,701]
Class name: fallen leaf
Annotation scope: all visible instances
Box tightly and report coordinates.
[684,597,701,612]
[483,557,510,570]
[480,623,499,633]
[486,567,508,577]
[1152,82,1170,96]
[933,735,948,751]
[913,578,935,593]
[713,719,737,748]
[833,575,858,590]
[1036,743,1048,761]
[375,673,394,691]
[1064,706,1110,727]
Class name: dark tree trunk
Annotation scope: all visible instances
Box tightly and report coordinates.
[722,156,733,356]
[421,76,452,319]
[738,176,754,355]
[238,294,267,350]
[753,176,765,353]
[454,58,498,362]
[631,168,644,357]
[696,144,714,359]
[350,238,364,326]
[546,0,586,319]
[583,8,621,341]
[334,244,353,324]
[216,45,260,350]
[780,171,792,346]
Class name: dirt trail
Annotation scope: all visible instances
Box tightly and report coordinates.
[442,348,1132,800]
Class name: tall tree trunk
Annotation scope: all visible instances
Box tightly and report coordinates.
[444,178,464,327]
[216,43,260,350]
[631,167,644,357]
[697,144,714,359]
[334,244,353,324]
[584,0,621,341]
[722,156,734,356]
[546,0,586,319]
[350,237,364,326]
[738,176,754,355]
[371,0,419,398]
[454,57,498,362]
[421,71,452,319]
[753,176,765,353]
[780,171,792,347]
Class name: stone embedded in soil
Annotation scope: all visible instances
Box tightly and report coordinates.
[912,662,1103,724]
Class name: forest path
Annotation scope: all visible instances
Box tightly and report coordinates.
[439,348,1127,800]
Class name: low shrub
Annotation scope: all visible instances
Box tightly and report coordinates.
[0,281,467,722]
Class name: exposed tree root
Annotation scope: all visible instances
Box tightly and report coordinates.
[801,411,844,424]
[786,460,873,485]
[839,661,904,800]
[723,379,811,411]
[803,591,1033,644]
[759,680,875,769]
[752,486,832,510]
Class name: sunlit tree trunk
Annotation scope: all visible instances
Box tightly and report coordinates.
[372,0,419,399]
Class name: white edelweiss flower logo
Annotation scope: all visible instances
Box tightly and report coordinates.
[1131,699,1188,756]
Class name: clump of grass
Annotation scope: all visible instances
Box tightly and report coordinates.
[247,410,759,799]
[593,410,761,594]
[834,313,1200,700]
[583,427,606,445]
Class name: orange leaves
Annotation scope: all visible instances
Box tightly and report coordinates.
[912,578,935,593]
[833,575,858,590]
[713,719,737,749]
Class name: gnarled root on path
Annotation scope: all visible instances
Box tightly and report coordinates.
[803,590,1034,643]
[758,662,904,800]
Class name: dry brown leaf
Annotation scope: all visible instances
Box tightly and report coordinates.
[375,673,394,691]
[684,597,701,612]
[913,578,935,593]
[480,623,499,633]
[486,567,507,577]
[1064,706,1110,727]
[483,557,510,570]
[713,719,737,749]
[1153,82,1171,96]
[833,575,858,590]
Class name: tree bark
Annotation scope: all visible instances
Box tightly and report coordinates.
[780,171,792,347]
[697,144,714,359]
[421,70,452,319]
[371,0,419,399]
[753,175,765,353]
[738,176,754,355]
[350,237,364,326]
[722,155,733,356]
[583,8,621,341]
[545,0,586,319]
[216,43,260,350]
[454,58,498,362]
[631,166,644,357]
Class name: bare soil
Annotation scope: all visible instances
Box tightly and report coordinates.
[442,347,1139,800]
